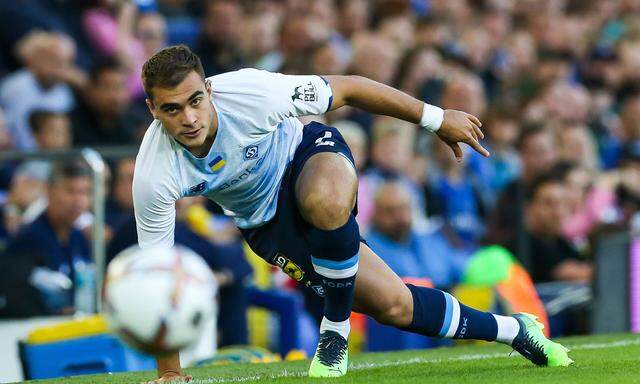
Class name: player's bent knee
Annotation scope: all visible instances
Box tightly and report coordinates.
[296,153,357,230]
[369,294,413,327]
[300,192,352,230]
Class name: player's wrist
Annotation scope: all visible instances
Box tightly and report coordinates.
[420,103,444,133]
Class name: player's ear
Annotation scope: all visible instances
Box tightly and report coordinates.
[145,98,158,119]
[205,79,212,96]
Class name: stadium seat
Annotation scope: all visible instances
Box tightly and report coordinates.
[167,18,201,47]
[18,315,156,380]
[19,334,155,380]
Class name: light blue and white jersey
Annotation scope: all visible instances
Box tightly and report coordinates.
[133,69,333,248]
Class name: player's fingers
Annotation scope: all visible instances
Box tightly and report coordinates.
[473,123,485,140]
[468,113,482,128]
[468,128,478,142]
[466,137,491,157]
[449,143,463,161]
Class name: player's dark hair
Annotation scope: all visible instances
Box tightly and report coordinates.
[29,109,64,135]
[49,160,91,185]
[141,44,205,100]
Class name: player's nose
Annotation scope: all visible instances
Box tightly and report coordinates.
[182,109,198,126]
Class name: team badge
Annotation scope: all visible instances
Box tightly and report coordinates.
[273,253,305,282]
[244,145,259,160]
[208,155,226,173]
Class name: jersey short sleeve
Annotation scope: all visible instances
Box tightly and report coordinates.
[132,122,182,249]
[208,68,333,132]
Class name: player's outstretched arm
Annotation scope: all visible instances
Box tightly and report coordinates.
[324,75,489,160]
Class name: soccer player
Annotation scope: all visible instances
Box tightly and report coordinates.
[133,45,572,383]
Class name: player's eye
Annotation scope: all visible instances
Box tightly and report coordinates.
[165,107,178,114]
[191,98,202,107]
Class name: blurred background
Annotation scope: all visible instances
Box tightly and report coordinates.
[1,0,640,381]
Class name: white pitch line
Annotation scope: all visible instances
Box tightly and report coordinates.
[186,338,640,384]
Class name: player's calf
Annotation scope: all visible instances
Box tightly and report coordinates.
[305,216,360,378]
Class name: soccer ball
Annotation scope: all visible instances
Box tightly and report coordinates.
[103,244,217,356]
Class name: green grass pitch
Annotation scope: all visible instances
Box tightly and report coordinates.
[23,333,640,384]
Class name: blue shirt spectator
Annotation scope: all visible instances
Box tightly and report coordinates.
[3,212,90,280]
[366,180,471,288]
[0,161,92,317]
[367,226,468,288]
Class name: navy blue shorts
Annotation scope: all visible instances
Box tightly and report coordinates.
[240,121,359,297]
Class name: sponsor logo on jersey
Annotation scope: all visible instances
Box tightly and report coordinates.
[208,155,226,173]
[217,155,266,191]
[186,181,206,195]
[291,82,318,102]
[244,145,259,160]
[274,253,305,282]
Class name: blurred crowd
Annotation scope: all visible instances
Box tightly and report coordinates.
[2,0,640,338]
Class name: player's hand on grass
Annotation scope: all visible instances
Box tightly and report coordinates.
[436,109,489,161]
[144,372,193,384]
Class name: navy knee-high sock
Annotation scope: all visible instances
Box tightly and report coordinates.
[306,215,360,330]
[402,284,519,343]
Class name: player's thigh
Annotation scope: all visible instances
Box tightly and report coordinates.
[294,152,358,227]
[353,243,413,327]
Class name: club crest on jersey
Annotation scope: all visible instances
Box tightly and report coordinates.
[244,145,259,160]
[208,155,226,173]
[291,82,317,102]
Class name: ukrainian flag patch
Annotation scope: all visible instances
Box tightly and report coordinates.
[208,155,226,172]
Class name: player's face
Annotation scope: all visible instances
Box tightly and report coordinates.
[146,71,215,153]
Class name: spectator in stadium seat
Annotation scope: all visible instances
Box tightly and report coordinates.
[509,171,594,283]
[487,124,558,259]
[136,12,168,59]
[0,161,92,317]
[105,157,136,231]
[425,139,486,246]
[244,11,281,70]
[614,144,640,227]
[606,93,640,167]
[333,120,373,229]
[194,0,247,75]
[466,109,521,208]
[29,110,73,151]
[0,107,15,190]
[1,163,50,241]
[71,60,150,146]
[347,33,400,131]
[360,117,425,219]
[366,180,469,288]
[82,0,148,99]
[0,31,86,149]
[5,110,76,216]
[557,123,601,171]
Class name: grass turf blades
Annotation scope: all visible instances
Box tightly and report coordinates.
[23,333,640,384]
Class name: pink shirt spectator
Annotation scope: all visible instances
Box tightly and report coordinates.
[563,187,616,243]
[83,9,146,99]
